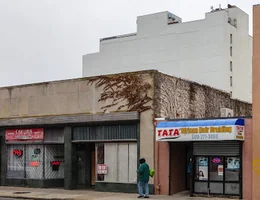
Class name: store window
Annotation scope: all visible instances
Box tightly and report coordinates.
[96,144,104,181]
[210,157,224,181]
[225,157,240,181]
[96,142,137,183]
[195,157,208,181]
[194,155,240,196]
[7,145,25,179]
[44,145,64,179]
[25,145,44,179]
[7,144,64,179]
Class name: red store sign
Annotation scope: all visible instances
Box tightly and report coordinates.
[6,128,44,142]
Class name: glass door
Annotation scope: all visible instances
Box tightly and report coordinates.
[194,157,209,193]
[209,157,224,194]
[193,156,241,196]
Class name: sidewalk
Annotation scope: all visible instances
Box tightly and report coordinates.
[0,187,235,200]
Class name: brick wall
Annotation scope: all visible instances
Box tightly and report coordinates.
[154,142,170,194]
[253,4,260,200]
[243,118,252,200]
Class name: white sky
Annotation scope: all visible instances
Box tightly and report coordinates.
[0,0,258,86]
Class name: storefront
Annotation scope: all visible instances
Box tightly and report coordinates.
[0,111,141,192]
[71,123,139,193]
[155,118,245,198]
[4,127,65,188]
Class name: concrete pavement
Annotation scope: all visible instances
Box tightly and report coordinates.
[0,187,237,200]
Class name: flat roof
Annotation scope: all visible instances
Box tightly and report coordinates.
[157,118,245,128]
[165,116,251,121]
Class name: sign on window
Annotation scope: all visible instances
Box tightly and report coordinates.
[97,164,108,175]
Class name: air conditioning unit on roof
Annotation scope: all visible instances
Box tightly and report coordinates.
[220,108,234,117]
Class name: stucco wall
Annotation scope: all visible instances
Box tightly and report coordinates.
[154,72,252,119]
[252,4,260,200]
[0,79,104,118]
[0,71,155,184]
[0,72,154,118]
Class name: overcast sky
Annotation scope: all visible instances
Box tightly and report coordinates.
[0,0,258,87]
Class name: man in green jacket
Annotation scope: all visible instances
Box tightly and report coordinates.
[136,158,150,198]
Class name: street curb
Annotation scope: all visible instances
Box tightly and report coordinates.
[0,195,75,200]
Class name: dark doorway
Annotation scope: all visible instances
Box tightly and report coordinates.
[185,142,193,190]
[170,142,192,195]
[91,145,96,187]
[76,143,95,188]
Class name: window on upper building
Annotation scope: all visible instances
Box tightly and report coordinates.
[230,61,233,72]
[230,46,232,57]
[230,34,233,45]
[230,76,233,87]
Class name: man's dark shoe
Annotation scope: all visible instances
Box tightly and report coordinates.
[144,196,150,198]
[137,195,143,198]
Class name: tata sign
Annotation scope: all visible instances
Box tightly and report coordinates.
[156,118,245,142]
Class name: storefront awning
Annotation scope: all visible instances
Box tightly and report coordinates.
[156,118,245,142]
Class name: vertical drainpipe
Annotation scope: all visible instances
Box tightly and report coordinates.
[154,119,160,194]
[168,142,171,195]
[156,139,160,194]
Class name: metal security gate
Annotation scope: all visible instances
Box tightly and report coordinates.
[192,141,242,198]
[76,150,86,186]
[6,144,64,180]
[193,141,240,156]
[72,124,137,141]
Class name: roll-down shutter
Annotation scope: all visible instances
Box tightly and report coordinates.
[72,124,137,141]
[193,141,240,156]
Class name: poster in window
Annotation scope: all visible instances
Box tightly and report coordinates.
[199,157,208,166]
[227,157,240,169]
[198,166,208,180]
[97,164,108,175]
[218,165,223,176]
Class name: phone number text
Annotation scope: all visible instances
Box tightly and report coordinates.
[192,134,219,140]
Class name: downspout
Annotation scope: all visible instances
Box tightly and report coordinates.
[156,140,160,194]
[154,123,160,194]
[168,142,171,195]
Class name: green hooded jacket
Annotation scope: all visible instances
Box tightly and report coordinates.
[137,162,150,182]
